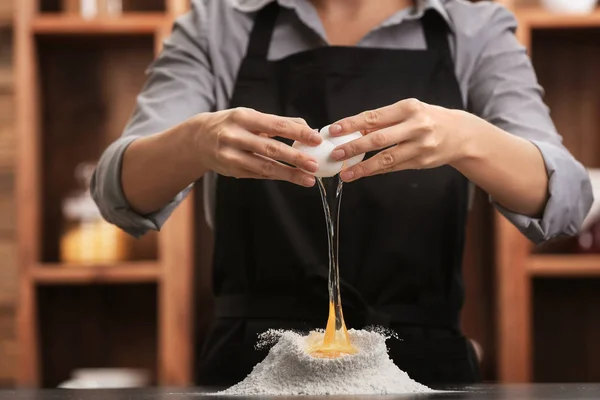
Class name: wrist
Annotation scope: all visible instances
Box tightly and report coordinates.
[450,110,487,172]
[175,114,211,179]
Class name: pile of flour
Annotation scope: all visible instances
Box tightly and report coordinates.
[214,329,434,396]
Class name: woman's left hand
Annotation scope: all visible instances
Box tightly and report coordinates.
[328,98,473,182]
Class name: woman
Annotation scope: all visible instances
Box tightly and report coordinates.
[92,0,592,386]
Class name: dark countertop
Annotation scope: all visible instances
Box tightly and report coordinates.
[1,384,600,399]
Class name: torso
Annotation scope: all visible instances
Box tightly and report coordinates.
[197,1,481,387]
[200,0,505,227]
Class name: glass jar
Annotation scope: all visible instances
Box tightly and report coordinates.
[60,163,128,264]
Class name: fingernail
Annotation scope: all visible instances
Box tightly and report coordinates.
[331,149,345,161]
[306,160,319,172]
[311,133,323,143]
[302,175,316,187]
[340,170,354,181]
[330,124,342,134]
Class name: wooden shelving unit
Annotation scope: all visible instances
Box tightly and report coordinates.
[15,0,600,388]
[527,255,600,277]
[517,6,600,28]
[496,3,600,384]
[31,13,167,35]
[16,0,197,388]
[0,0,15,385]
[30,262,161,284]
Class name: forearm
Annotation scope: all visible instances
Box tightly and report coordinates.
[122,118,208,215]
[452,111,549,217]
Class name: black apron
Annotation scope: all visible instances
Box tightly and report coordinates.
[197,2,481,386]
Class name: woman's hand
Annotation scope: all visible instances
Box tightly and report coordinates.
[194,108,322,187]
[121,107,322,216]
[328,98,551,219]
[328,98,473,182]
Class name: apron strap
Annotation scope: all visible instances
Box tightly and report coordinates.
[215,294,459,330]
[421,9,452,60]
[248,5,452,61]
[246,1,280,60]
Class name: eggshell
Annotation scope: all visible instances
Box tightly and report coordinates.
[292,139,344,178]
[320,125,365,168]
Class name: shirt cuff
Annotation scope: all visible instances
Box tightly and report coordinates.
[91,135,193,238]
[492,139,593,244]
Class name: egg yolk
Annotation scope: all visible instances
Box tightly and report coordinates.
[308,302,357,358]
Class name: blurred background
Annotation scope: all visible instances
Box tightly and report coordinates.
[1,0,600,390]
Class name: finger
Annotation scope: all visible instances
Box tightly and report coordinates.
[239,169,318,187]
[226,133,319,173]
[260,118,314,138]
[367,153,427,175]
[231,108,321,145]
[339,142,421,182]
[329,98,426,136]
[291,117,308,125]
[331,120,420,162]
[230,150,316,187]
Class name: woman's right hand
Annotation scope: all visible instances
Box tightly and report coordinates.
[194,108,322,187]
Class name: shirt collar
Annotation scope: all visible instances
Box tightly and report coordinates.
[228,0,454,32]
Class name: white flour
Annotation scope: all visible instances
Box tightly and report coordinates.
[213,329,435,396]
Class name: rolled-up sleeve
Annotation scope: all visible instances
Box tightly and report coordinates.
[91,0,215,238]
[466,5,593,243]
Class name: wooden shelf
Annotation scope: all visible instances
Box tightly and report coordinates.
[30,262,161,284]
[517,7,600,29]
[497,9,600,383]
[527,255,600,277]
[32,13,167,35]
[17,0,195,389]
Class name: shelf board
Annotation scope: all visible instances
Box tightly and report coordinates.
[32,13,167,35]
[30,261,161,284]
[527,254,600,277]
[517,7,600,29]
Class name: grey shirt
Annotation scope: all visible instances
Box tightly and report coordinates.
[91,0,593,244]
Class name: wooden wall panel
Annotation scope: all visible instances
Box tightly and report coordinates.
[0,308,17,384]
[122,0,165,12]
[0,240,17,307]
[40,1,61,13]
[0,0,13,21]
[0,233,17,385]
[0,171,15,236]
[38,284,158,388]
[0,16,14,172]
[531,28,600,168]
[0,29,12,95]
[0,4,16,388]
[534,279,600,382]
[461,189,496,381]
[0,122,15,170]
